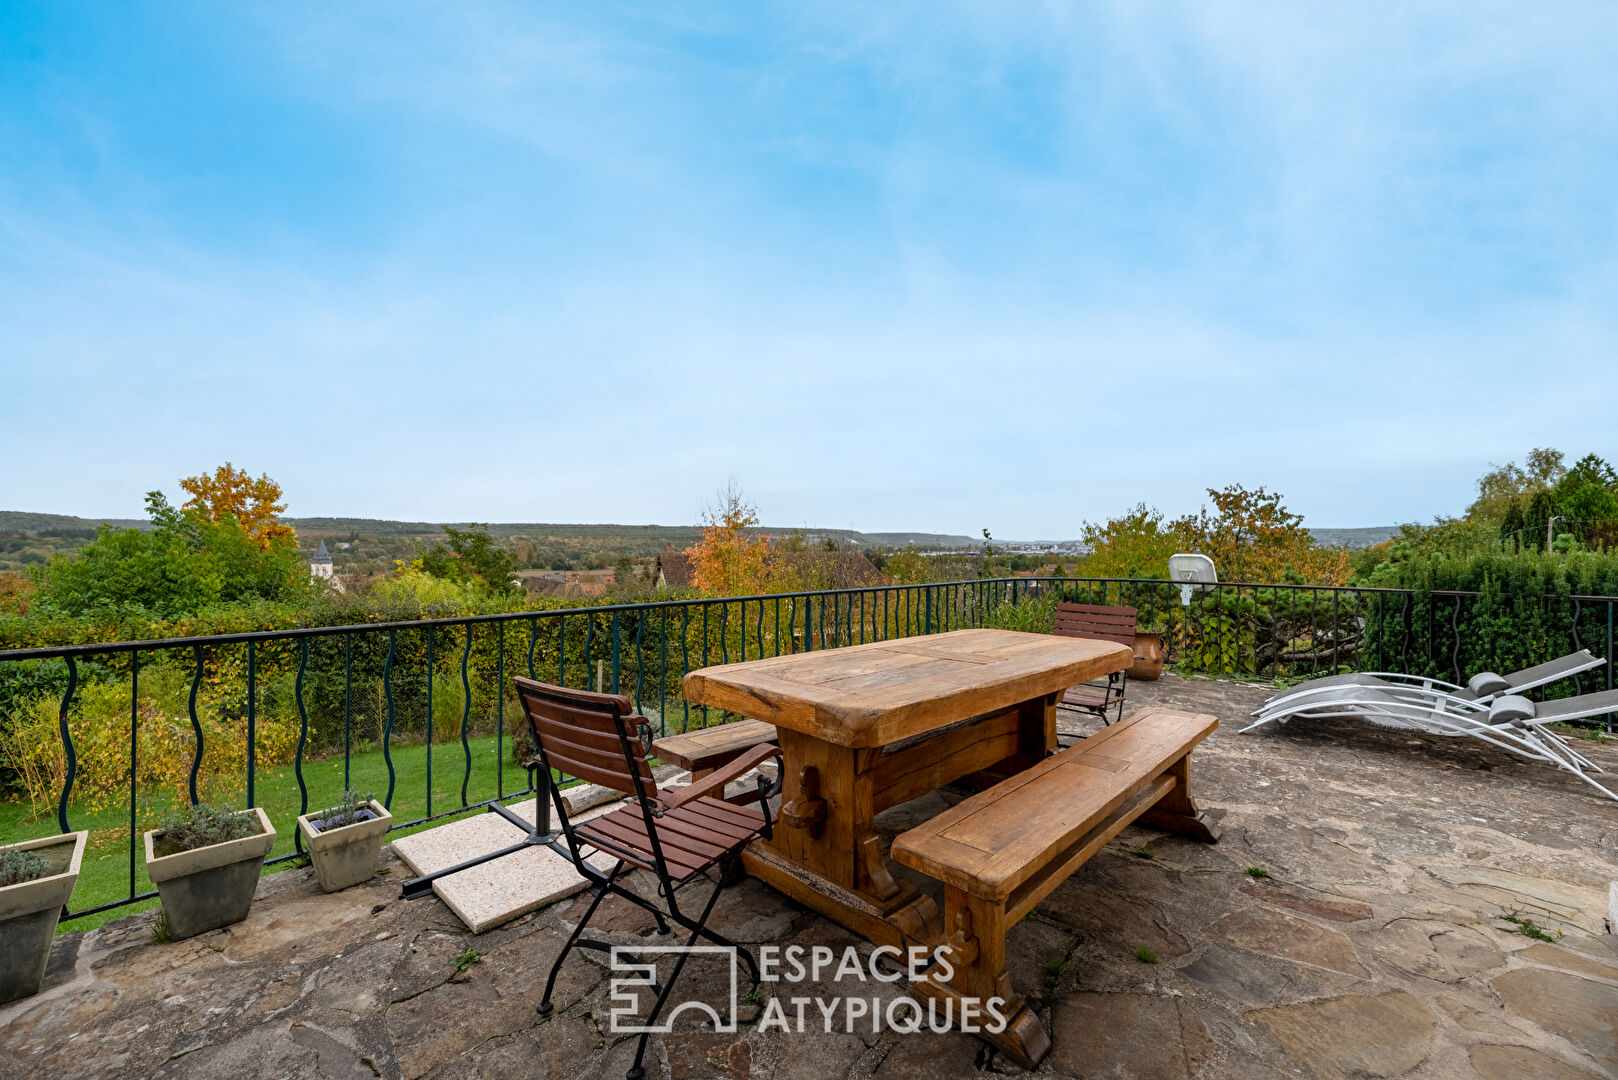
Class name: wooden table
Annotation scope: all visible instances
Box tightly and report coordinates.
[681,628,1132,951]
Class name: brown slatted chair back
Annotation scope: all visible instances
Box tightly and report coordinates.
[513,676,658,802]
[1053,602,1137,648]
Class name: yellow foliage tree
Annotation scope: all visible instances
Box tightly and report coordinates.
[1177,485,1351,585]
[685,481,773,596]
[1081,486,1350,586]
[179,463,296,550]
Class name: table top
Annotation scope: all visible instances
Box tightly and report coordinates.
[681,629,1132,748]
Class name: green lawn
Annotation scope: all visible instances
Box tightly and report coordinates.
[0,732,553,933]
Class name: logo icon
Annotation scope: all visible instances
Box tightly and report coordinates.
[609,945,739,1034]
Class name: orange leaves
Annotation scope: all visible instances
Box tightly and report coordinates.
[1082,486,1351,587]
[179,463,296,550]
[684,481,774,596]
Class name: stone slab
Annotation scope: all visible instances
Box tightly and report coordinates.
[391,799,619,933]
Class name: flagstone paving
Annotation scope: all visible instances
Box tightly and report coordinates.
[2,674,1615,1079]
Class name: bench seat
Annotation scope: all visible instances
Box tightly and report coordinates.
[652,718,778,783]
[891,707,1219,1067]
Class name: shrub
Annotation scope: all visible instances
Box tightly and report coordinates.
[0,665,297,821]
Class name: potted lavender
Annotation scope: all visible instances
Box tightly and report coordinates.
[297,790,391,893]
[0,831,87,1003]
[144,803,275,940]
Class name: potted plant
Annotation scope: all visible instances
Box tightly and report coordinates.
[1129,622,1169,681]
[144,803,275,940]
[0,831,87,1004]
[297,789,391,893]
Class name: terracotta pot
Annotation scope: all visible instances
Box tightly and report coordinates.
[1128,633,1165,680]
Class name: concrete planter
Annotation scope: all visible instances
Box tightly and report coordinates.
[297,801,392,893]
[144,808,275,940]
[0,831,87,1004]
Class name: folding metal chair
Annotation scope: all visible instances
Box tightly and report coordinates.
[514,677,780,1080]
[1054,602,1136,737]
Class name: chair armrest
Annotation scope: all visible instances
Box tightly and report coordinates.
[663,743,782,809]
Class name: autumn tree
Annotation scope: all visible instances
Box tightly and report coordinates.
[1079,505,1182,580]
[179,463,296,550]
[1178,484,1351,585]
[415,524,520,593]
[1466,448,1566,525]
[685,480,773,595]
[1080,488,1348,586]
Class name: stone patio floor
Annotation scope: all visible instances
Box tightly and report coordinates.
[3,675,1616,1080]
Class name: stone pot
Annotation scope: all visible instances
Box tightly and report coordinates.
[297,800,392,893]
[1128,632,1166,681]
[0,830,87,1004]
[144,807,275,940]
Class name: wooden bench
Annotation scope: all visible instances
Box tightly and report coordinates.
[652,719,779,802]
[891,707,1219,1067]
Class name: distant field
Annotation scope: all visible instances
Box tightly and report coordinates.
[1307,526,1400,549]
[0,510,985,573]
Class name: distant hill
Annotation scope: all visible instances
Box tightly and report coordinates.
[1308,526,1399,550]
[0,511,986,573]
[0,510,149,532]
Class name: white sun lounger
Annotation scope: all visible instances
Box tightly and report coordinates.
[1244,679,1618,802]
[1247,650,1605,729]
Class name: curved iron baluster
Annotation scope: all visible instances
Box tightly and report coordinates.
[342,634,353,790]
[460,624,473,806]
[246,640,257,808]
[128,651,138,894]
[188,644,204,805]
[583,616,594,686]
[635,613,646,706]
[383,629,397,809]
[1399,592,1411,672]
[1571,598,1584,695]
[497,621,506,797]
[426,626,434,819]
[527,616,539,679]
[659,607,670,734]
[56,655,78,833]
[1451,594,1463,684]
[720,603,729,664]
[680,606,691,732]
[294,638,310,853]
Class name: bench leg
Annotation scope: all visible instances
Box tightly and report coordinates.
[912,888,1050,1068]
[1138,753,1220,843]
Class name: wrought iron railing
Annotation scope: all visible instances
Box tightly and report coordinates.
[1,575,1612,923]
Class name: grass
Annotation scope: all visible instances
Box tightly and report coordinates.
[1133,946,1158,964]
[1125,843,1156,860]
[1245,867,1270,879]
[454,948,481,972]
[1552,722,1613,742]
[1043,938,1081,989]
[1497,910,1559,942]
[1,731,549,934]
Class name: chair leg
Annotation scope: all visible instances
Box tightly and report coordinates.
[628,880,725,1080]
[537,861,623,1016]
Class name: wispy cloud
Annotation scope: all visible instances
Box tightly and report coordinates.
[2,1,1614,533]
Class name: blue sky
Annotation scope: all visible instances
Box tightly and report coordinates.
[3,3,1615,537]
